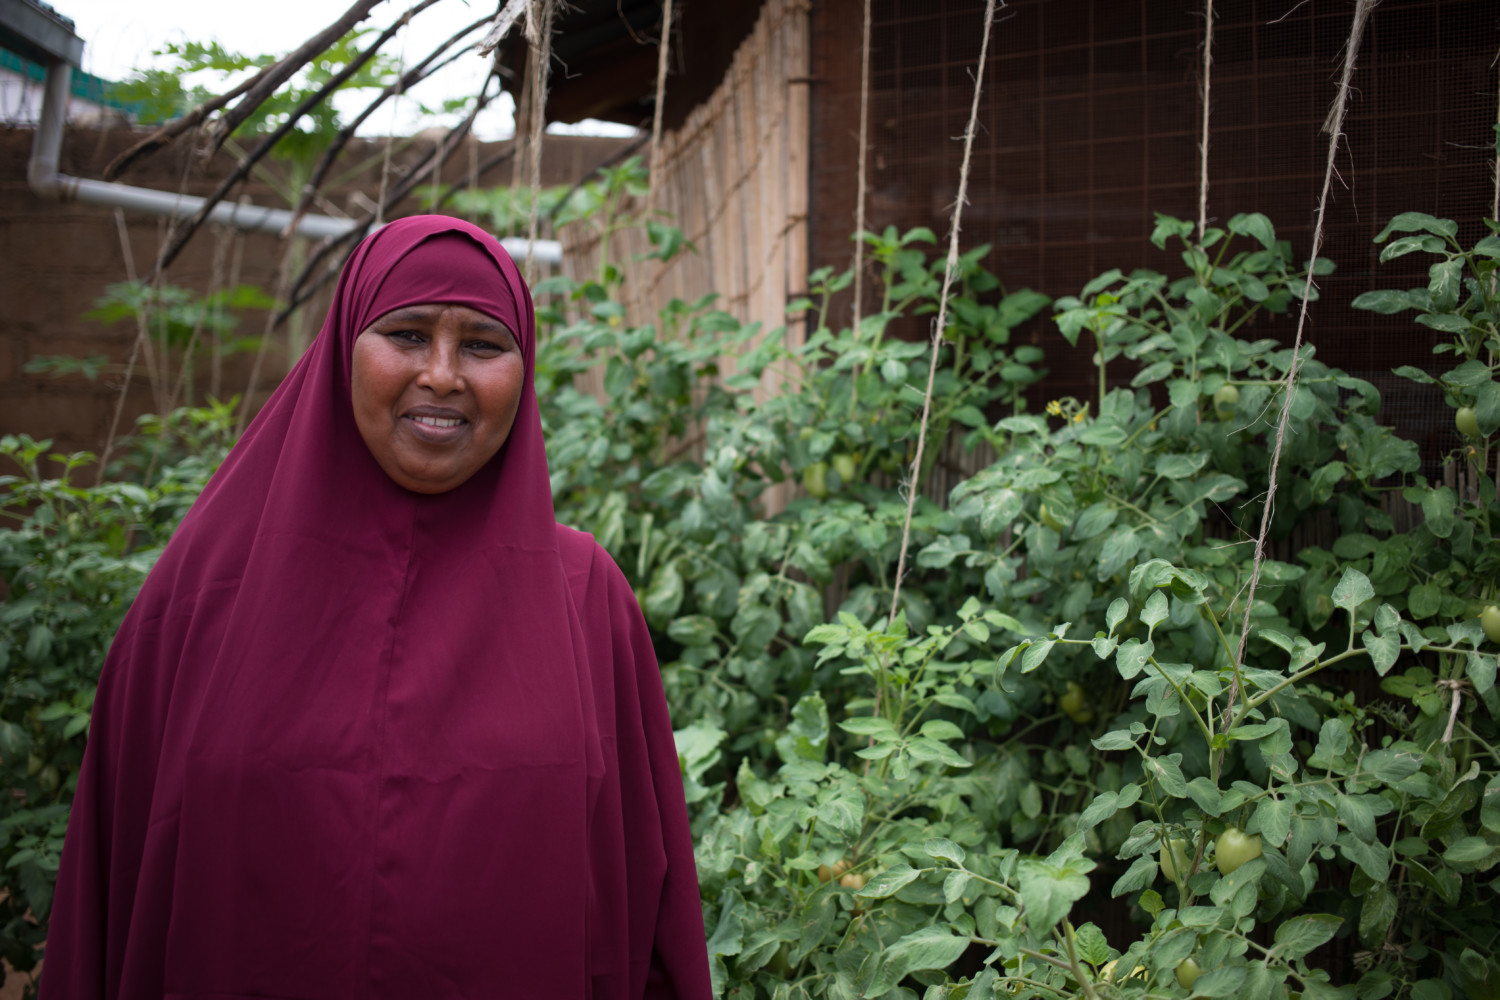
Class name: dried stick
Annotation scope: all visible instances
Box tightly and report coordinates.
[109,0,385,181]
[105,72,265,180]
[275,76,501,326]
[524,0,556,284]
[1224,0,1378,722]
[203,0,387,159]
[887,0,1000,626]
[646,0,675,209]
[236,249,298,434]
[97,209,152,484]
[436,144,520,212]
[283,11,492,235]
[478,0,530,55]
[544,129,650,222]
[149,0,442,278]
[1196,0,1214,243]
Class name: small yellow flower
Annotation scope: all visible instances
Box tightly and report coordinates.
[1046,400,1063,417]
[1072,411,1086,423]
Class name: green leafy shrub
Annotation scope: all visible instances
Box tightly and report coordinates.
[536,208,1499,999]
[4,191,1497,999]
[0,407,234,989]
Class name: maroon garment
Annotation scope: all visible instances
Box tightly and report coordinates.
[45,217,712,999]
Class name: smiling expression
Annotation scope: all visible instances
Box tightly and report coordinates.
[350,303,525,494]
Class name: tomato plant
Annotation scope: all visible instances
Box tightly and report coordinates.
[9,183,1500,1000]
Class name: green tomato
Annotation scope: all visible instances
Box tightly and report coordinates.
[1482,605,1500,644]
[1213,383,1239,421]
[802,462,829,499]
[832,453,858,483]
[1060,681,1094,725]
[1214,827,1263,874]
[1176,957,1203,990]
[1159,838,1191,882]
[1455,406,1481,439]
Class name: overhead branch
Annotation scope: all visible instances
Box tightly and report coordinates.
[284,11,495,234]
[149,0,445,278]
[435,144,520,212]
[544,129,649,223]
[478,0,530,55]
[104,69,268,180]
[276,74,501,326]
[106,0,386,180]
[202,0,388,160]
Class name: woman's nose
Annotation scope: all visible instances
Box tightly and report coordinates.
[417,337,464,394]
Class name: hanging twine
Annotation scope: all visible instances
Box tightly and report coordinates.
[1222,0,1379,724]
[847,0,873,411]
[646,0,675,211]
[524,0,555,285]
[1196,0,1214,243]
[887,0,1002,625]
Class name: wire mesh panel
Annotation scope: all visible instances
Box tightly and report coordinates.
[809,0,1498,467]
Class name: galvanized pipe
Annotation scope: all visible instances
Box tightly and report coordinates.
[25,57,562,263]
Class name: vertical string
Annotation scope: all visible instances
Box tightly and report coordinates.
[646,0,675,211]
[376,22,409,228]
[524,0,554,285]
[1196,0,1214,243]
[849,0,872,399]
[1223,0,1378,724]
[887,0,1001,626]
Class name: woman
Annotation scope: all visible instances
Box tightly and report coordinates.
[45,216,713,999]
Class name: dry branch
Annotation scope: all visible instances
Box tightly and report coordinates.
[104,72,264,181]
[275,75,502,326]
[544,130,649,222]
[149,0,444,278]
[285,12,494,234]
[478,0,530,55]
[203,0,388,159]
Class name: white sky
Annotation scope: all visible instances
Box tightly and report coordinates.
[51,0,635,140]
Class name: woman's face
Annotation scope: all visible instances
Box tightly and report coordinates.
[351,303,525,494]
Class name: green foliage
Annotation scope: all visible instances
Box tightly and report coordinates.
[1351,212,1500,443]
[536,207,1498,999]
[109,31,404,165]
[445,183,576,236]
[5,191,1499,999]
[0,411,233,990]
[76,281,273,408]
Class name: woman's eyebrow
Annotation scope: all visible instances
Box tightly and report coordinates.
[459,315,511,336]
[376,307,440,324]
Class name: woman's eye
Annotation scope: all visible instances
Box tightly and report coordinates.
[466,340,507,354]
[386,329,425,344]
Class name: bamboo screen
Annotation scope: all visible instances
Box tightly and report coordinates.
[809,0,1499,476]
[557,0,811,353]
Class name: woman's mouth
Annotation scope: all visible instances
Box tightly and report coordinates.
[404,413,469,442]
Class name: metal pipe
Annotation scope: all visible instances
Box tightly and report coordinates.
[25,57,563,262]
[25,58,69,196]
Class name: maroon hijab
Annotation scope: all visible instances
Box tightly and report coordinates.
[45,216,711,999]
